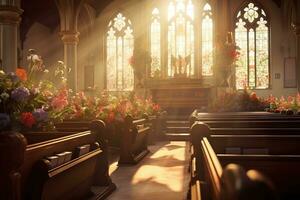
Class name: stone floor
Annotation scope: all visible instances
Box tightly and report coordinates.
[107,141,190,200]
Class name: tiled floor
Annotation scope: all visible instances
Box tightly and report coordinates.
[107,141,190,200]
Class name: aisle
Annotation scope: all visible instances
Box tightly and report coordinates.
[107,142,190,200]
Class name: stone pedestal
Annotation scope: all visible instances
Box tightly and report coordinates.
[0,6,22,72]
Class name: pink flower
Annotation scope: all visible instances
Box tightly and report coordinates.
[51,97,68,111]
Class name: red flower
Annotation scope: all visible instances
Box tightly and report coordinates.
[107,112,115,123]
[153,104,161,112]
[20,112,36,128]
[250,92,257,100]
[16,68,28,81]
[129,56,134,66]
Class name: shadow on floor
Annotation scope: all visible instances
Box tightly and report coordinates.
[162,144,186,151]
[107,142,190,200]
[145,155,187,167]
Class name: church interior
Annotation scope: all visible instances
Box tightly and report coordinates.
[1,0,300,199]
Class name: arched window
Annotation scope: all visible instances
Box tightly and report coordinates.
[106,13,134,91]
[235,2,269,89]
[201,3,213,76]
[150,8,161,77]
[168,0,194,78]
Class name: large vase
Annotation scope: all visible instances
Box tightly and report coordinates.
[219,65,236,90]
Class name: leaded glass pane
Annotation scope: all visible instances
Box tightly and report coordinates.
[235,2,269,89]
[202,3,213,76]
[235,19,248,89]
[256,17,269,89]
[151,8,161,77]
[107,28,117,91]
[248,28,256,88]
[106,13,134,91]
[167,0,194,78]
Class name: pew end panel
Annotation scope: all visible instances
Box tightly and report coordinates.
[118,115,150,165]
[0,131,27,200]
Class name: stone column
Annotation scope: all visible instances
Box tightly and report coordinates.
[55,0,86,91]
[292,23,300,91]
[60,31,79,91]
[0,6,22,72]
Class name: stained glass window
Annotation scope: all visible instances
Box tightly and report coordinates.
[150,8,161,77]
[168,0,194,78]
[235,2,269,89]
[202,3,213,76]
[106,13,134,91]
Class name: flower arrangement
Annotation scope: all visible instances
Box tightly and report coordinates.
[129,49,151,80]
[265,94,300,114]
[209,89,268,112]
[215,32,240,67]
[67,90,161,124]
[215,32,240,87]
[0,50,73,131]
[0,49,162,132]
[0,68,72,131]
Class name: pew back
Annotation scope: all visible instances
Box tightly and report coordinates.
[198,120,300,128]
[23,131,77,144]
[22,131,98,199]
[210,135,300,155]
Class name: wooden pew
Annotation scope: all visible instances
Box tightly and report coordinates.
[190,111,300,126]
[0,131,27,200]
[55,120,90,132]
[209,127,300,135]
[200,138,279,200]
[53,115,152,165]
[189,128,278,200]
[202,137,300,200]
[21,120,92,145]
[190,123,300,199]
[193,120,300,128]
[1,120,116,200]
[191,111,300,120]
[23,131,77,145]
[118,115,150,165]
[188,111,300,137]
[210,135,300,155]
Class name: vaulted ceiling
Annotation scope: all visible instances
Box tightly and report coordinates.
[19,0,282,46]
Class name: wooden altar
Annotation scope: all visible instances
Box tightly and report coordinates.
[146,78,212,115]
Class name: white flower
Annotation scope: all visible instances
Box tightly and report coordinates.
[27,54,40,62]
[58,61,64,65]
[61,77,67,83]
[1,92,10,100]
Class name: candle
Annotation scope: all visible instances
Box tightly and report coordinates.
[227,32,233,44]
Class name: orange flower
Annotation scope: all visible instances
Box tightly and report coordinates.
[16,68,27,81]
